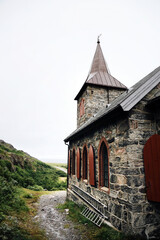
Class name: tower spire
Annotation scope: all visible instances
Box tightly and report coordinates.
[89,36,108,73]
[74,40,127,100]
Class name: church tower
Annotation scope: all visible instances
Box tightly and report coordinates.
[75,39,127,128]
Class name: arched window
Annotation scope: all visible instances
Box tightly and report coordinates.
[99,138,109,188]
[80,99,85,117]
[72,148,75,175]
[77,148,81,179]
[82,145,88,180]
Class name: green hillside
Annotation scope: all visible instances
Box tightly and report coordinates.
[0,140,66,191]
[0,140,67,239]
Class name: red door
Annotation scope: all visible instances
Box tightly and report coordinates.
[144,134,160,202]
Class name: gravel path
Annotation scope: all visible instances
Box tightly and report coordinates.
[54,166,67,174]
[34,191,84,240]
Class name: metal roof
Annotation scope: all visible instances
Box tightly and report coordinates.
[87,72,127,88]
[65,66,160,142]
[75,42,127,100]
[89,41,109,73]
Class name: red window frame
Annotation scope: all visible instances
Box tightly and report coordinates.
[89,145,95,186]
[80,98,85,117]
[77,148,81,179]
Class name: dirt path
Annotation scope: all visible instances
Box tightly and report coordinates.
[34,191,83,240]
[54,166,67,174]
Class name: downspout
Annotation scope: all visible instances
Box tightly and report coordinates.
[65,141,69,191]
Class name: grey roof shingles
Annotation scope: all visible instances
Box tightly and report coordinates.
[64,66,160,142]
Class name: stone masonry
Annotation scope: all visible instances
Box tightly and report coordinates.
[77,85,125,128]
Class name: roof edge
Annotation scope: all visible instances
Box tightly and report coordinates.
[121,67,160,111]
[64,105,122,142]
[74,81,127,100]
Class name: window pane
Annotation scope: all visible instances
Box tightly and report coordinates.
[99,141,109,188]
[102,143,108,188]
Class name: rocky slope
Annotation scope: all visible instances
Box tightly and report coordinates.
[0,139,66,190]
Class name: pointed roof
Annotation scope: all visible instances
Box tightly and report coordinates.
[89,40,109,73]
[75,40,127,100]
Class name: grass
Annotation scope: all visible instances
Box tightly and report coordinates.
[0,188,52,240]
[57,200,146,240]
[59,177,67,181]
[22,188,55,217]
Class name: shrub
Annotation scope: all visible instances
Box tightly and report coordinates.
[27,185,43,191]
[51,179,67,191]
[0,223,31,240]
[23,193,33,199]
[0,213,5,223]
[0,176,28,214]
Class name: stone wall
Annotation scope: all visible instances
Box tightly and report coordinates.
[77,85,125,128]
[68,84,160,239]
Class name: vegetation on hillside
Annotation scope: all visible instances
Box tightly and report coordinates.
[0,140,67,191]
[0,186,48,240]
[0,140,67,239]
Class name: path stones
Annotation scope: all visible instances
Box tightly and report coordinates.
[34,191,83,240]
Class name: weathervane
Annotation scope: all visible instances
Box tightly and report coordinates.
[97,34,102,44]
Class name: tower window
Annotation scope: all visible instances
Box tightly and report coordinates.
[80,99,85,117]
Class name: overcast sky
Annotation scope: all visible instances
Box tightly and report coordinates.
[0,0,160,163]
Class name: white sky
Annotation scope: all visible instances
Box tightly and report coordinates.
[0,0,160,163]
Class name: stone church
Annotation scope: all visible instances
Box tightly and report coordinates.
[64,39,160,239]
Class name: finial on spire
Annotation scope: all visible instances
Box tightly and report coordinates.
[97,34,102,44]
